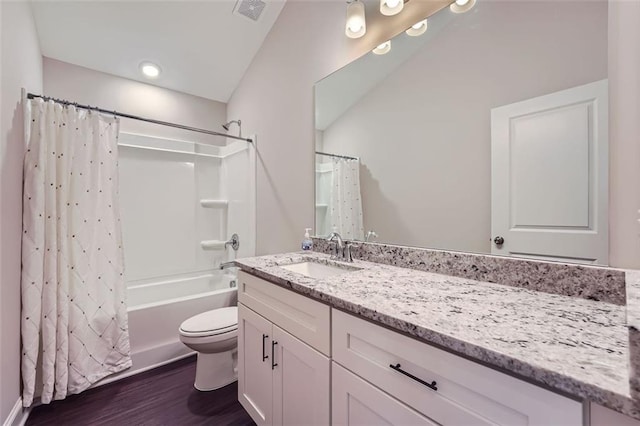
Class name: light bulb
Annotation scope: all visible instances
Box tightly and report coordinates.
[450,0,476,13]
[406,19,427,36]
[348,21,362,32]
[372,40,391,55]
[345,1,366,39]
[380,0,403,16]
[139,62,161,78]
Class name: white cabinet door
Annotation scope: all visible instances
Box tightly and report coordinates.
[238,304,273,426]
[491,79,608,264]
[272,325,330,426]
[332,362,437,426]
[238,271,331,356]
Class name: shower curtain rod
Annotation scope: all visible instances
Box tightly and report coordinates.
[315,151,359,161]
[26,93,253,143]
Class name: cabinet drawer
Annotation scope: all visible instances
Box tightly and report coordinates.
[238,271,331,355]
[332,309,582,426]
[332,362,437,426]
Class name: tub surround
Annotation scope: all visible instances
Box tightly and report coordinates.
[313,238,627,305]
[234,251,637,420]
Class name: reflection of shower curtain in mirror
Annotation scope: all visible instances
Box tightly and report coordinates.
[21,99,132,407]
[330,158,364,240]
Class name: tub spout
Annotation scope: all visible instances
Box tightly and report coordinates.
[220,261,236,270]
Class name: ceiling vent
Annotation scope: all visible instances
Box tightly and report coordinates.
[233,0,267,22]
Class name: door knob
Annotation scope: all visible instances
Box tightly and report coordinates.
[493,236,504,246]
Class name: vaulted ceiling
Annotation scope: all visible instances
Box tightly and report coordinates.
[31,0,286,102]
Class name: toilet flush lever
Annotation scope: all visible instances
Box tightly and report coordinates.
[262,334,269,362]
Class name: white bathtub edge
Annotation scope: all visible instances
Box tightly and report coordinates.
[91,341,195,389]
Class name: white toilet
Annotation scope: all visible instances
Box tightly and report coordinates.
[178,306,238,391]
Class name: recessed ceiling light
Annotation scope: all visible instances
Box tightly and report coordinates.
[372,40,391,55]
[450,0,476,13]
[406,19,427,36]
[140,62,161,78]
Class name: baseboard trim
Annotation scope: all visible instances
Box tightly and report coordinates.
[92,340,195,388]
[2,398,30,426]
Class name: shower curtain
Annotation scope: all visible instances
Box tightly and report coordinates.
[21,99,131,407]
[330,158,364,240]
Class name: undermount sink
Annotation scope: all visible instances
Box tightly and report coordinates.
[279,261,360,279]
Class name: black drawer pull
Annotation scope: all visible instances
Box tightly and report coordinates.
[390,363,438,392]
[262,334,269,362]
[272,341,278,370]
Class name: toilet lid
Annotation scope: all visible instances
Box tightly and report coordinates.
[179,306,238,336]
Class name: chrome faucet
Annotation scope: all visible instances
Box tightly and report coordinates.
[327,232,354,262]
[220,261,236,270]
[328,231,344,252]
[225,234,240,251]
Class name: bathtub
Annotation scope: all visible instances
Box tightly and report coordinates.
[97,271,238,386]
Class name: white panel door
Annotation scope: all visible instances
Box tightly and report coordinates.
[491,79,608,264]
[238,304,273,426]
[332,362,437,426]
[272,325,330,426]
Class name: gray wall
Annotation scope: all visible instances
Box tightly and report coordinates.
[230,0,639,267]
[43,58,227,145]
[609,1,640,269]
[0,2,43,423]
[226,0,450,255]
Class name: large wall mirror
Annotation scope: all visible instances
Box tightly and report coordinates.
[314,0,611,265]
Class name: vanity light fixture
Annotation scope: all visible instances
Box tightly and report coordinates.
[372,40,391,55]
[450,0,476,14]
[345,0,366,39]
[406,19,427,36]
[140,62,161,79]
[380,0,404,16]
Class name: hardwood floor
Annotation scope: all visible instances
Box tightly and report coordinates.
[27,356,255,426]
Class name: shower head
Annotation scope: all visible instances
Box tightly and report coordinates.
[222,119,241,131]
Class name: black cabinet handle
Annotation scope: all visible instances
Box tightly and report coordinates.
[271,341,278,370]
[262,334,269,362]
[389,363,438,392]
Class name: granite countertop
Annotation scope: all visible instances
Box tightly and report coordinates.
[234,252,635,418]
[627,271,640,331]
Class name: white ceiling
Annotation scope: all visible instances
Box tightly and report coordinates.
[30,0,286,103]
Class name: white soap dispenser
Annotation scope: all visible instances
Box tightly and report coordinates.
[302,228,313,251]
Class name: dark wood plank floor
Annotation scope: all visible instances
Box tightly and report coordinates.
[27,355,255,426]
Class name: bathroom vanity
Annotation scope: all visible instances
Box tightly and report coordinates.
[235,251,638,426]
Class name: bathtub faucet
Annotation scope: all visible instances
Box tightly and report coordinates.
[225,234,240,251]
[220,261,236,270]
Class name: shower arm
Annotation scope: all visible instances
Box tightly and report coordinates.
[222,120,242,138]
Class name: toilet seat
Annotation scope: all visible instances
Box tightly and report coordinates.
[179,306,238,338]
